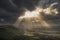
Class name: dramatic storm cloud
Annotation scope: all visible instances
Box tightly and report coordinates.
[0,0,39,24]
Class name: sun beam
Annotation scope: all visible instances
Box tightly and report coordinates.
[14,2,58,29]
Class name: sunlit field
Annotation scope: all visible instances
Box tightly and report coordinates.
[0,25,60,40]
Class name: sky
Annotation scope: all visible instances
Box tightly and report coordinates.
[0,0,60,24]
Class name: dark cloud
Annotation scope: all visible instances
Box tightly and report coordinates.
[0,0,39,24]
